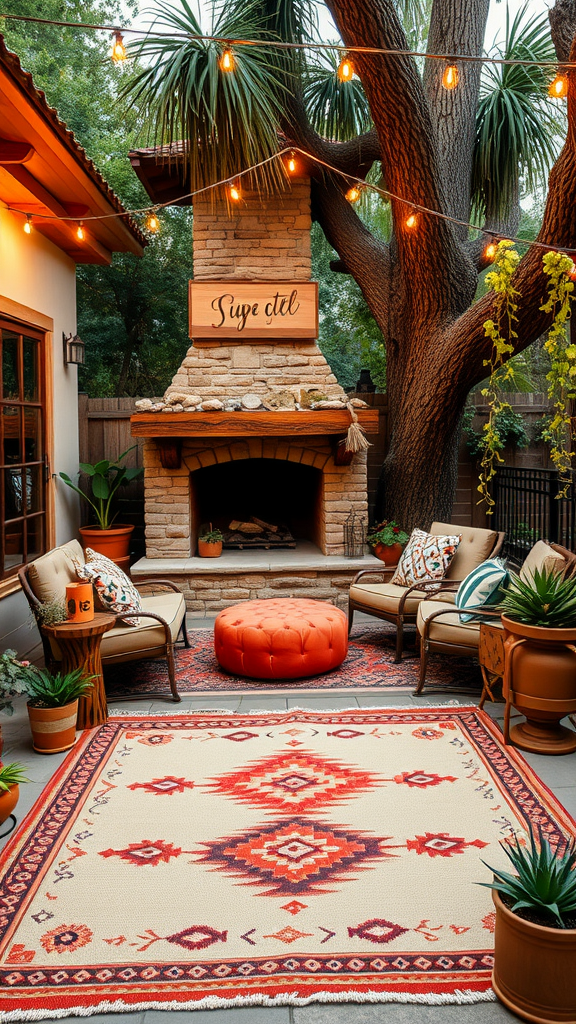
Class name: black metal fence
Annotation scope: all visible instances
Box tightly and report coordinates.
[492,467,576,562]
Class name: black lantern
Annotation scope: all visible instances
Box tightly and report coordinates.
[63,332,85,367]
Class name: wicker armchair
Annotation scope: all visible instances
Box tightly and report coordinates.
[18,540,190,703]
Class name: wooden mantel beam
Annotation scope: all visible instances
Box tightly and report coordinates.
[131,408,380,438]
[0,140,34,164]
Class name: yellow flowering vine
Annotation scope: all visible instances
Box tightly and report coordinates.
[540,251,576,498]
[477,240,521,512]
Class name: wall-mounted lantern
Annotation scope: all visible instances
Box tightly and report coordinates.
[63,332,85,367]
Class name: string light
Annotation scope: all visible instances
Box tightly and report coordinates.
[287,151,297,173]
[23,214,32,235]
[567,259,576,281]
[549,72,569,98]
[405,212,418,229]
[442,64,459,90]
[229,182,241,201]
[337,56,354,81]
[76,222,85,241]
[146,210,160,233]
[346,184,362,203]
[110,30,126,62]
[219,48,235,72]
[484,239,497,261]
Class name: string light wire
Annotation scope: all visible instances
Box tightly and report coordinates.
[1,12,575,69]
[10,145,576,256]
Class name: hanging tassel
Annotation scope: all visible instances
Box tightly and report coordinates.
[344,402,371,453]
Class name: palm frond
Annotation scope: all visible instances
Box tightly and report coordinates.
[472,4,562,221]
[303,48,372,141]
[122,0,291,194]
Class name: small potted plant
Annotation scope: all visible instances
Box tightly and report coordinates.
[367,520,409,565]
[25,667,95,754]
[59,445,143,562]
[498,566,576,754]
[0,651,34,755]
[198,524,224,558]
[480,824,576,1022]
[0,762,30,828]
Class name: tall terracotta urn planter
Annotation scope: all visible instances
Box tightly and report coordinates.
[492,890,576,1023]
[501,615,576,755]
[79,524,134,562]
[27,700,79,754]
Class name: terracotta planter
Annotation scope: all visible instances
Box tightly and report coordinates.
[501,615,576,755]
[492,889,576,1022]
[0,784,19,825]
[373,542,404,566]
[27,700,79,754]
[198,539,223,558]
[79,524,133,562]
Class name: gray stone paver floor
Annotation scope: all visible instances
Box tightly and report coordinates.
[2,614,574,1024]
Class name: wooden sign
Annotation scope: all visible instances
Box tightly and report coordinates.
[189,281,318,340]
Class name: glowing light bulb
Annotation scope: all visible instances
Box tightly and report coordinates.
[288,152,297,173]
[346,185,362,203]
[405,212,418,229]
[146,211,160,233]
[219,48,235,73]
[484,241,497,261]
[568,259,576,281]
[23,214,32,235]
[111,31,127,63]
[76,222,85,241]
[338,56,354,82]
[549,73,568,98]
[442,64,459,90]
[229,183,241,202]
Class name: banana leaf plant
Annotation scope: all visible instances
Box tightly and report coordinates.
[59,446,143,530]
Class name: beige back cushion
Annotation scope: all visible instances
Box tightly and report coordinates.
[520,540,566,581]
[27,540,85,604]
[430,522,499,581]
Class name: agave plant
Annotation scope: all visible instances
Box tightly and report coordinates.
[499,566,576,629]
[26,668,94,709]
[0,762,31,793]
[481,825,576,929]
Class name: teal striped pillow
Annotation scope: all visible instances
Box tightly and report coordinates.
[456,558,508,623]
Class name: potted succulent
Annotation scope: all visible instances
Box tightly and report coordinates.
[0,651,34,755]
[481,824,576,1022]
[59,445,143,562]
[367,520,409,565]
[198,524,224,558]
[498,566,576,754]
[25,667,95,754]
[0,762,30,829]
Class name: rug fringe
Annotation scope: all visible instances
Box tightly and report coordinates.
[0,987,497,1021]
[108,701,474,718]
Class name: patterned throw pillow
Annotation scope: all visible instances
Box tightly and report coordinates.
[74,549,142,624]
[456,558,508,623]
[391,528,461,587]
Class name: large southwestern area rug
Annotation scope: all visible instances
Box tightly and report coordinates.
[0,707,573,1019]
[105,623,479,696]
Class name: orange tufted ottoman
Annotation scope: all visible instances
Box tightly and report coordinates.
[214,599,349,680]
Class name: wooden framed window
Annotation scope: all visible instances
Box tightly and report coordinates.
[0,318,48,579]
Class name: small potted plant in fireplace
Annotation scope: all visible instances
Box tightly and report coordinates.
[198,524,223,558]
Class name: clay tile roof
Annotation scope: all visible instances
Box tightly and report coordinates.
[0,33,146,247]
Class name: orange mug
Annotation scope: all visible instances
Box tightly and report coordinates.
[66,582,94,623]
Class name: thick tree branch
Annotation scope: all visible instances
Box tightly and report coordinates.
[550,0,576,60]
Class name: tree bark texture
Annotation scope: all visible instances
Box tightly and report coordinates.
[283,0,576,529]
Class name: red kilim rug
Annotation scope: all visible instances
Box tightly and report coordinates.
[105,623,479,696]
[0,707,573,1019]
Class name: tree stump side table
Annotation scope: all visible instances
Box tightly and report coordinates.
[42,613,116,729]
[478,621,506,711]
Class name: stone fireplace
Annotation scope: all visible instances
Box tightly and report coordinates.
[129,169,380,611]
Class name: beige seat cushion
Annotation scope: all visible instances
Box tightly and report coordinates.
[416,599,501,649]
[27,540,85,603]
[430,522,498,581]
[101,591,186,663]
[350,582,456,615]
[519,540,566,581]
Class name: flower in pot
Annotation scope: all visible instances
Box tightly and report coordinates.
[367,520,409,565]
[59,445,143,562]
[498,566,576,754]
[25,667,95,754]
[481,825,576,1022]
[0,762,30,829]
[198,525,224,558]
[0,651,34,756]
